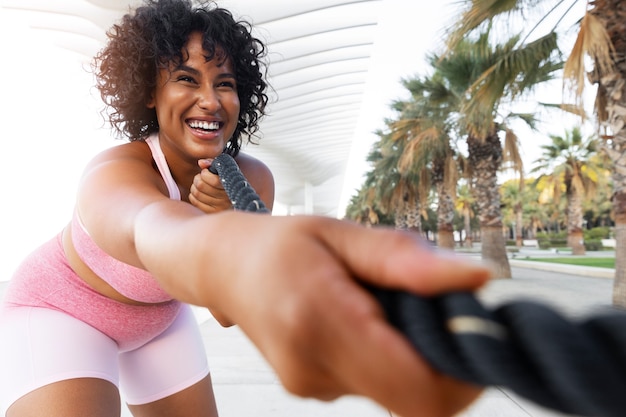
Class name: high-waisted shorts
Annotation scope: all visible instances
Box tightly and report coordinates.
[0,234,210,412]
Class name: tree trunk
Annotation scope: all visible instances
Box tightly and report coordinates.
[394,207,408,230]
[463,210,473,248]
[614,223,626,308]
[438,226,455,249]
[404,200,422,232]
[482,226,511,278]
[396,197,421,234]
[566,185,586,255]
[530,219,538,239]
[436,181,456,250]
[600,72,626,305]
[467,131,512,278]
[567,230,585,255]
[610,154,626,307]
[589,0,626,306]
[515,205,523,247]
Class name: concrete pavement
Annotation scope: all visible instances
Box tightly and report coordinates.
[0,255,616,417]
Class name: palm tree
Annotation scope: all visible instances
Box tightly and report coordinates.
[582,164,613,227]
[532,126,603,254]
[377,131,429,232]
[433,29,559,278]
[446,0,626,313]
[501,179,525,247]
[456,182,476,247]
[389,74,461,248]
[519,178,547,240]
[344,185,379,226]
[536,176,568,235]
[349,130,427,232]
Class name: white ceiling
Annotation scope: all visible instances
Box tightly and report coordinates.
[0,0,433,217]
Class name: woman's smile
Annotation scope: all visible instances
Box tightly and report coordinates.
[186,118,225,141]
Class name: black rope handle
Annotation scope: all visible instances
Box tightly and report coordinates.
[208,153,269,213]
[209,152,626,417]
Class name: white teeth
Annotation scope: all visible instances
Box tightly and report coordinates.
[189,120,219,130]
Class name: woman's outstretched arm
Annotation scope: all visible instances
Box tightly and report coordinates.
[134,208,490,417]
[77,143,490,417]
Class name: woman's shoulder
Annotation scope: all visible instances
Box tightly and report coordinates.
[234,151,275,206]
[235,151,273,180]
[88,140,152,166]
[78,140,160,185]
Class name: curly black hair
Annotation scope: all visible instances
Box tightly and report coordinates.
[93,0,268,156]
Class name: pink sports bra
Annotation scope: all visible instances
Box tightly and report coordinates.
[71,133,181,303]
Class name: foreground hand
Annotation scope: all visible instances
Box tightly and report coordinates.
[210,215,491,417]
[189,159,232,213]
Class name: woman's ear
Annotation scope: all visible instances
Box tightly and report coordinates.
[147,93,156,109]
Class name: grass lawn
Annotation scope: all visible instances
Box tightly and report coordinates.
[523,257,615,269]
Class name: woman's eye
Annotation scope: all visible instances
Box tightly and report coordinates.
[176,75,196,83]
[219,81,236,89]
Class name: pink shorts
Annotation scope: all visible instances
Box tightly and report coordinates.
[0,304,209,412]
[0,235,210,413]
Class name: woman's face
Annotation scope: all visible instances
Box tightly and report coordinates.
[149,32,240,164]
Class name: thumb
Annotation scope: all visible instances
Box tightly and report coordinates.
[198,158,214,170]
[316,219,491,296]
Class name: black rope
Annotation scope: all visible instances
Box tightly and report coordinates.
[209,152,626,417]
[208,153,269,213]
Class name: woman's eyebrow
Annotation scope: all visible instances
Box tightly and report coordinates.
[216,72,236,80]
[173,64,201,76]
[172,64,235,80]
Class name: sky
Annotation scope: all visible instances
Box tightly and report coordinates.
[0,1,594,281]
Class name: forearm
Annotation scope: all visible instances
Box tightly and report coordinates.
[133,199,241,310]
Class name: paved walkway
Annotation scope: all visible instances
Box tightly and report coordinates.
[0,257,615,417]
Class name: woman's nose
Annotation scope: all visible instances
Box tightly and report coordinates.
[197,86,221,112]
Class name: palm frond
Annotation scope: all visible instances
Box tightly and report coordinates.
[398,126,441,174]
[594,83,609,123]
[563,11,616,113]
[503,128,524,177]
[466,32,559,111]
[507,112,540,129]
[446,0,523,50]
[538,102,589,118]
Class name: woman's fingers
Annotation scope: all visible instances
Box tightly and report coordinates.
[322,295,482,416]
[189,169,232,212]
[313,218,492,295]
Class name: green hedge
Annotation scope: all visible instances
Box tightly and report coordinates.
[536,227,611,250]
[584,227,611,240]
[584,239,603,251]
[538,239,568,249]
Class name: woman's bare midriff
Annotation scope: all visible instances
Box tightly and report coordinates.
[62,222,163,307]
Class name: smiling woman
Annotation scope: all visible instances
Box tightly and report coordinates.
[0,3,273,414]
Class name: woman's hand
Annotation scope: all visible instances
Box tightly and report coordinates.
[203,215,491,417]
[134,206,490,417]
[189,158,232,213]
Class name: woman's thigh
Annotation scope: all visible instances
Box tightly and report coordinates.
[127,374,218,417]
[0,306,121,416]
[7,378,121,417]
[119,304,215,415]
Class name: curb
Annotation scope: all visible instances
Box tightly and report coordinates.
[509,259,614,279]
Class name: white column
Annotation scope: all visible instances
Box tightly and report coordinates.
[305,181,314,214]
